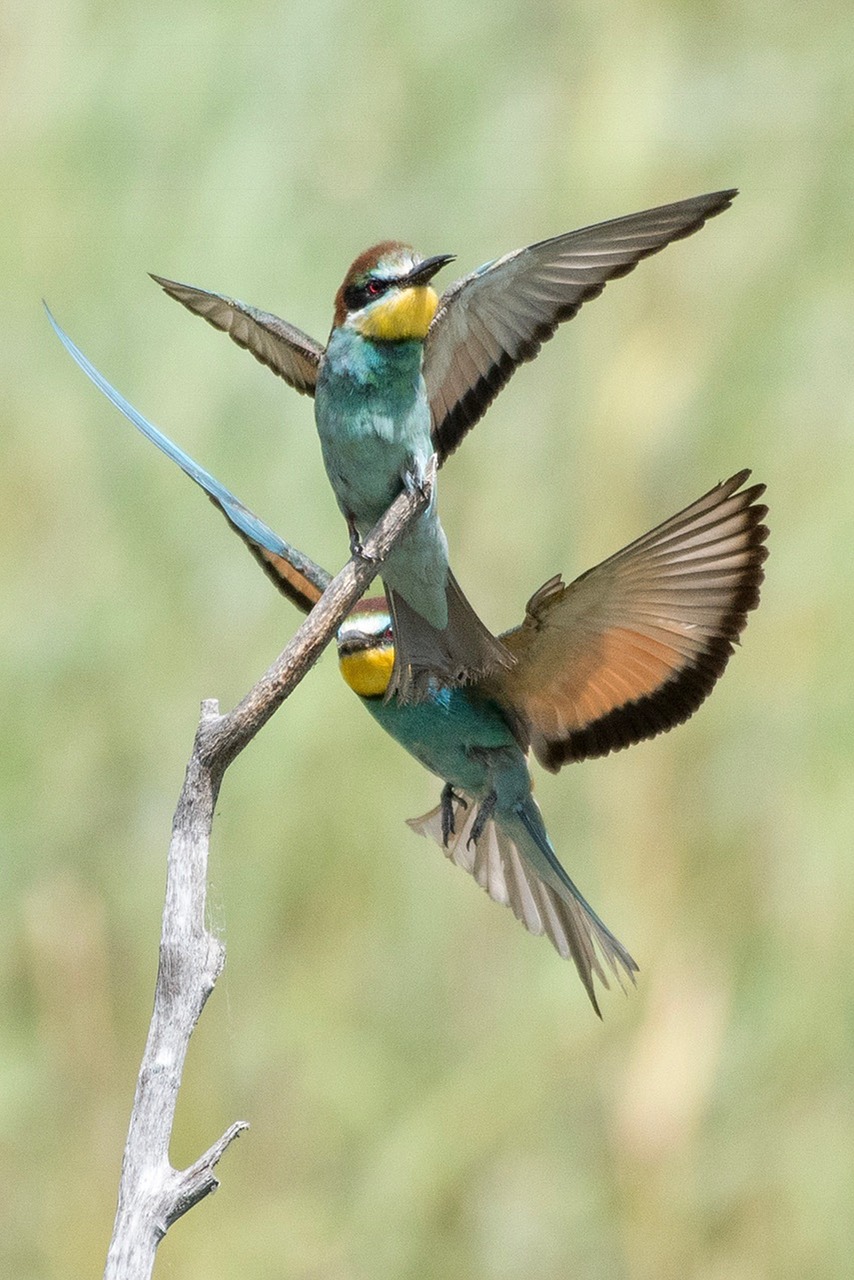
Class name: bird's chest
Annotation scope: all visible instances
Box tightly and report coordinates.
[366,687,520,798]
[315,339,431,512]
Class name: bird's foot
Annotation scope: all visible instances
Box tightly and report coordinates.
[440,783,467,847]
[467,792,497,850]
[401,459,430,500]
[347,514,378,564]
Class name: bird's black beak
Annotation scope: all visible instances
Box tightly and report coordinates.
[404,254,455,287]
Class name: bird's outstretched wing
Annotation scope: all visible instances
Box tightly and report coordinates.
[150,275,323,397]
[424,190,737,462]
[45,306,328,614]
[487,470,768,772]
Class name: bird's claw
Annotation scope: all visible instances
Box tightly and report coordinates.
[467,792,497,850]
[440,783,467,847]
[402,461,430,500]
[351,539,379,565]
[347,515,379,564]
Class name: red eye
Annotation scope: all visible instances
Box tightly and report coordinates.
[366,279,384,297]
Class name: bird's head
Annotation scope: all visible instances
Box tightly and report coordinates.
[337,599,396,698]
[332,243,454,342]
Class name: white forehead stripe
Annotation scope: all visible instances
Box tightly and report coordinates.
[338,612,392,642]
[372,248,420,280]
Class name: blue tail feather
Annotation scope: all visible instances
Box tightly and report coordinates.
[44,302,331,598]
[512,797,638,977]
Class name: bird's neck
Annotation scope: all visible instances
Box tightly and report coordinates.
[323,326,425,388]
[353,285,439,342]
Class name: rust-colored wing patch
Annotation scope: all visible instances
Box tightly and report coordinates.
[241,542,326,614]
[486,471,768,771]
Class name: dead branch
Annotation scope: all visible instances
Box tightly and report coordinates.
[102,463,435,1279]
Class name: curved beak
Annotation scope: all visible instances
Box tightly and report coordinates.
[404,253,455,287]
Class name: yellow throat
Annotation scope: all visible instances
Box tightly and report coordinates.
[355,285,439,342]
[339,644,396,698]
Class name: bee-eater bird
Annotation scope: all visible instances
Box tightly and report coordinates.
[151,188,737,702]
[48,317,768,1012]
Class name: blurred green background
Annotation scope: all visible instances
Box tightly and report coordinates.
[3,1,853,1276]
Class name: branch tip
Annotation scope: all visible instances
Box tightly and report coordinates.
[165,1121,250,1229]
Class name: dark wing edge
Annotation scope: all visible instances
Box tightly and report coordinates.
[427,189,738,464]
[539,471,768,770]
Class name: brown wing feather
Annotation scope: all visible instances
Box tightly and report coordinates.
[242,543,327,613]
[150,275,323,396]
[424,190,737,463]
[198,492,329,615]
[486,471,768,771]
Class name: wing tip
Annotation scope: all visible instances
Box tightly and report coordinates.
[704,186,739,211]
[149,271,187,295]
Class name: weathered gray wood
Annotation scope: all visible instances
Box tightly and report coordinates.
[103,465,435,1278]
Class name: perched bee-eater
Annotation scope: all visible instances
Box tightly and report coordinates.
[151,189,736,701]
[48,319,768,1011]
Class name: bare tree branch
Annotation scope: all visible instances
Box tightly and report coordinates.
[103,463,435,1279]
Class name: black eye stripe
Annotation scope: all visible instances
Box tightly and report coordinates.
[338,624,394,656]
[343,276,397,312]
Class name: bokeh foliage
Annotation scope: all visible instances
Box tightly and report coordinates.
[2,1,853,1276]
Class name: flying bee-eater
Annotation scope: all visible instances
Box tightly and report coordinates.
[48,318,768,1011]
[151,188,737,702]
